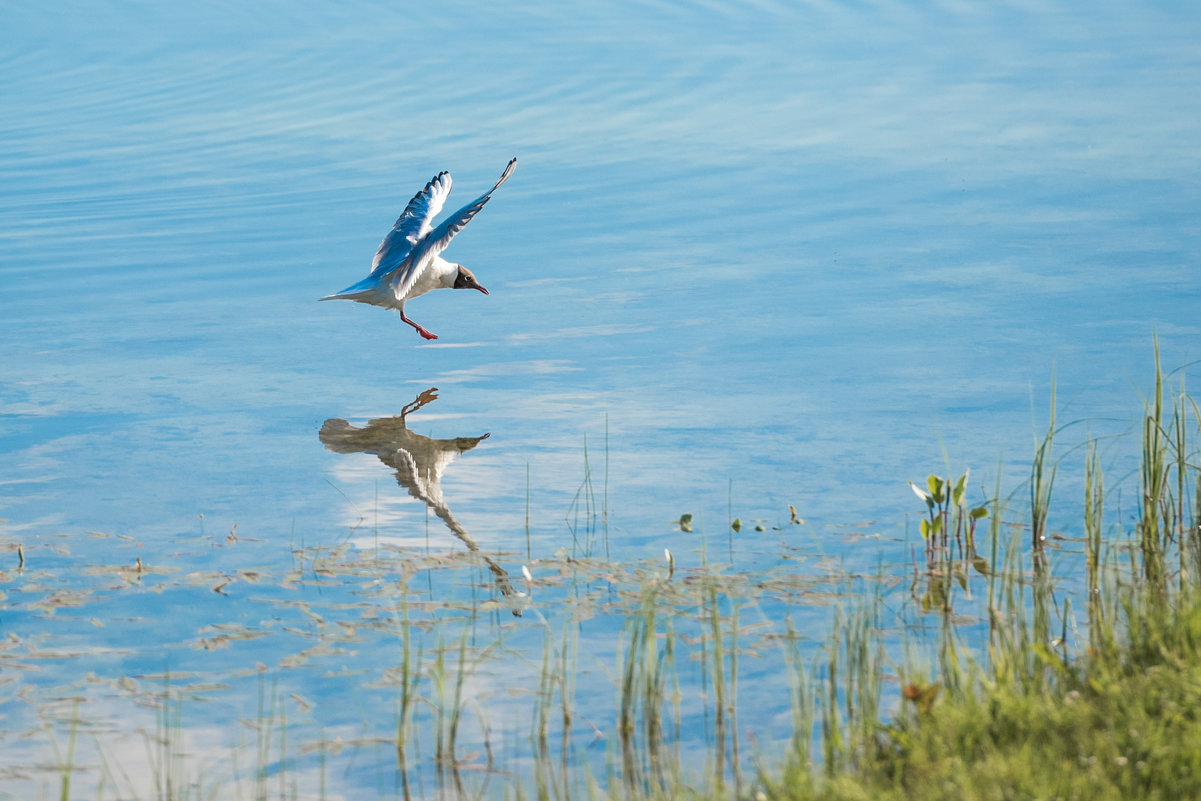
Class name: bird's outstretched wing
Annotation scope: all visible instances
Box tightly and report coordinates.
[391,158,517,301]
[369,171,454,278]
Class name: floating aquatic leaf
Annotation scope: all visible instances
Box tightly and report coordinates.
[754,524,765,532]
[970,506,989,519]
[789,505,801,524]
[678,513,693,533]
[926,474,945,504]
[731,518,742,532]
[953,470,969,507]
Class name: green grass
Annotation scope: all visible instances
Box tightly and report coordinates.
[767,589,1201,801]
[763,343,1201,801]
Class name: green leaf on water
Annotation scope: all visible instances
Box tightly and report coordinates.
[731,518,742,533]
[678,513,693,533]
[953,471,969,507]
[970,506,989,519]
[927,474,945,505]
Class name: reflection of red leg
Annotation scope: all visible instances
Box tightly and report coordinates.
[400,310,438,340]
[400,387,439,420]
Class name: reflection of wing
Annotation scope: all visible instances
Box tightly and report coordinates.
[388,447,423,497]
[387,446,452,512]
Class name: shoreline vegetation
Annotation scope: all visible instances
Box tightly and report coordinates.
[772,346,1201,801]
[8,345,1201,800]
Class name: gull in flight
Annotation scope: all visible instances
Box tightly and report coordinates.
[322,158,517,340]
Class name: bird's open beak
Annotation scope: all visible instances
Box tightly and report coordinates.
[475,284,489,295]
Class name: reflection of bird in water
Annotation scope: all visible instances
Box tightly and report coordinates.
[319,388,517,605]
[321,159,517,340]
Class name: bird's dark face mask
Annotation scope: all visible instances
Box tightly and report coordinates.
[454,267,489,295]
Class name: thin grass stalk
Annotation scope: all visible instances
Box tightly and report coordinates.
[277,703,289,801]
[432,636,447,772]
[784,616,815,770]
[394,595,421,801]
[645,614,667,793]
[1031,382,1058,567]
[448,627,470,770]
[1191,394,1201,579]
[559,618,578,801]
[989,516,1026,688]
[1085,440,1105,652]
[255,675,279,801]
[1141,341,1168,591]
[821,611,843,778]
[986,465,1004,644]
[938,611,963,700]
[707,581,727,793]
[1030,550,1055,686]
[566,436,597,557]
[728,599,742,794]
[837,592,884,760]
[55,702,80,801]
[1172,386,1188,592]
[533,622,555,801]
[618,615,645,793]
[603,414,610,562]
[663,611,682,791]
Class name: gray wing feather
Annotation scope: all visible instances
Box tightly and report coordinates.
[391,158,517,301]
[369,171,453,279]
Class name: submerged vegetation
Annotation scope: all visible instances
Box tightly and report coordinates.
[3,347,1201,800]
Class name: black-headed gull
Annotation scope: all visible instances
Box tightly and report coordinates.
[322,158,517,340]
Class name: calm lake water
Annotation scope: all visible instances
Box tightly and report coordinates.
[2,0,1199,797]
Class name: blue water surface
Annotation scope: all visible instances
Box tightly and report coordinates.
[2,0,1199,796]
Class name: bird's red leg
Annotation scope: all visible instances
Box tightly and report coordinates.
[400,310,438,340]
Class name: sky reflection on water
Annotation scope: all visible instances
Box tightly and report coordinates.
[2,0,1200,796]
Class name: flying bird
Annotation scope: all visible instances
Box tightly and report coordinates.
[322,158,517,340]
